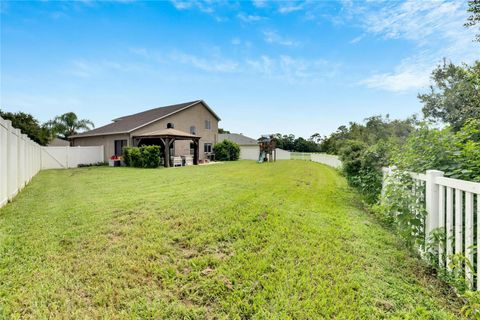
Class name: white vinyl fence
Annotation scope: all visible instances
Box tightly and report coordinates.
[41,146,104,169]
[1,116,104,208]
[383,167,480,289]
[0,117,42,207]
[310,153,342,169]
[288,151,342,169]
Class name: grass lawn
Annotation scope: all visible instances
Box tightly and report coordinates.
[0,161,462,319]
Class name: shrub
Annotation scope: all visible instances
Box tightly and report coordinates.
[128,147,143,168]
[122,147,131,167]
[141,145,161,168]
[123,146,161,168]
[391,119,480,182]
[213,140,240,161]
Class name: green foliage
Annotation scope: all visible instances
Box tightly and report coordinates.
[213,140,240,161]
[465,0,480,42]
[374,169,427,250]
[462,291,480,319]
[0,110,52,145]
[141,145,161,168]
[273,133,321,152]
[339,140,367,178]
[418,60,480,131]
[392,119,480,182]
[45,112,94,139]
[123,146,161,168]
[329,116,415,204]
[218,128,230,134]
[128,147,143,167]
[122,146,131,167]
[320,115,416,155]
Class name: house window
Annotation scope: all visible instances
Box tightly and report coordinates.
[190,143,195,155]
[204,143,212,153]
[114,140,127,156]
[205,120,211,130]
[190,126,196,135]
[167,122,174,129]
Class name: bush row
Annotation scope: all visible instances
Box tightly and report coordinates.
[123,146,161,168]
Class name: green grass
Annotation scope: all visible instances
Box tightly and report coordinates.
[0,161,462,319]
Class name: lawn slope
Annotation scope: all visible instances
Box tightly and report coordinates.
[0,161,461,319]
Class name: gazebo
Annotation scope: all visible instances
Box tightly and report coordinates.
[132,128,200,167]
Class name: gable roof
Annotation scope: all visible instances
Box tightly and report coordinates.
[218,133,258,146]
[70,100,220,138]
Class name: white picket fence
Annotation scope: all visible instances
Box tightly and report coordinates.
[383,167,480,289]
[1,116,104,208]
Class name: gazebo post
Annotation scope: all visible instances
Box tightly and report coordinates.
[164,138,170,168]
[193,138,199,165]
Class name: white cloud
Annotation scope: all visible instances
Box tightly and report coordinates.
[170,0,214,13]
[360,54,433,92]
[246,55,339,83]
[67,59,147,78]
[263,30,299,47]
[252,0,267,8]
[170,51,239,73]
[278,4,304,14]
[237,12,264,22]
[351,0,479,92]
[349,34,364,44]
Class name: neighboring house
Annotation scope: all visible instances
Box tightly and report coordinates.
[70,100,220,161]
[218,133,260,160]
[47,137,70,147]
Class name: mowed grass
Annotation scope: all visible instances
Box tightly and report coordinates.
[0,161,462,319]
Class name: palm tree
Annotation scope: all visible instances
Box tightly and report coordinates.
[46,112,94,139]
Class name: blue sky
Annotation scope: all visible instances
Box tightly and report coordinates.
[1,0,478,138]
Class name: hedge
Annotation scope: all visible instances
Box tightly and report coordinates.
[123,145,161,168]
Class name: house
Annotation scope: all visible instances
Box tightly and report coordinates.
[218,133,260,160]
[47,137,70,147]
[70,100,220,165]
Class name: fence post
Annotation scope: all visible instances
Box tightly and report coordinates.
[425,170,444,237]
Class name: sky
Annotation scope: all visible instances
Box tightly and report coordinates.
[0,0,478,139]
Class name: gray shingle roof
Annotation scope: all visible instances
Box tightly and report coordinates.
[71,100,220,138]
[218,133,258,146]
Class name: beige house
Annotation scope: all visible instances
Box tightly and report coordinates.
[70,100,220,164]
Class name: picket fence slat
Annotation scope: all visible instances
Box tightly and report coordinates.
[455,189,463,258]
[446,187,454,271]
[465,192,474,288]
[478,195,480,290]
[438,185,445,268]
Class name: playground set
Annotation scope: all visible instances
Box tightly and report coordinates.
[257,135,277,163]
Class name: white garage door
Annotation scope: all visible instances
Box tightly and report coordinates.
[240,145,260,160]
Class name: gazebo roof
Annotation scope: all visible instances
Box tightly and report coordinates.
[134,128,200,139]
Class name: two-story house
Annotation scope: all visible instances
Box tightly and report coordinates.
[70,100,220,165]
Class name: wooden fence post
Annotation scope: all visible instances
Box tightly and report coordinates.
[425,170,444,237]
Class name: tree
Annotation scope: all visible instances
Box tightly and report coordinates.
[465,0,480,42]
[45,112,94,139]
[218,128,230,134]
[0,110,51,145]
[418,60,480,131]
